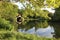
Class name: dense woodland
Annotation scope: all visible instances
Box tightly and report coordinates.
[0,0,60,40]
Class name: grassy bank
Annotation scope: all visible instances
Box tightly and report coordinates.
[0,31,59,40]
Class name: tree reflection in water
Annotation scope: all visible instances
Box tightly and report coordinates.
[18,21,60,38]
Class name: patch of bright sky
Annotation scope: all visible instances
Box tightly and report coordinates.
[42,0,55,13]
[41,6,55,13]
[13,2,25,9]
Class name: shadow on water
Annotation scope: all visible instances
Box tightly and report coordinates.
[18,20,60,38]
[49,22,60,38]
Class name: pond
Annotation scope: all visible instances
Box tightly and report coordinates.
[18,20,60,38]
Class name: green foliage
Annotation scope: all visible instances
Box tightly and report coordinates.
[46,0,60,21]
[0,1,18,25]
[0,0,60,40]
[0,0,10,2]
[0,18,14,31]
[19,0,51,20]
[0,31,57,40]
[0,1,18,31]
[19,9,51,20]
[0,31,16,40]
[20,0,44,8]
[46,0,60,8]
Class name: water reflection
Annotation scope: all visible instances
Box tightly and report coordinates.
[36,26,54,38]
[18,21,60,38]
[18,25,54,38]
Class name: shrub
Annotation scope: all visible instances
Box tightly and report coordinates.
[0,18,14,31]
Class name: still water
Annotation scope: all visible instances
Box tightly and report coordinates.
[18,20,60,38]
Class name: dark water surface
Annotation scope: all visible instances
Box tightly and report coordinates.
[18,20,60,38]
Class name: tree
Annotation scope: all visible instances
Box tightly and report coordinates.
[46,0,60,8]
[46,0,60,21]
[18,0,50,20]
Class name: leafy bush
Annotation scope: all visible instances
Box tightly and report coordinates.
[0,18,14,31]
[19,9,51,20]
[0,1,18,24]
[0,31,57,40]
